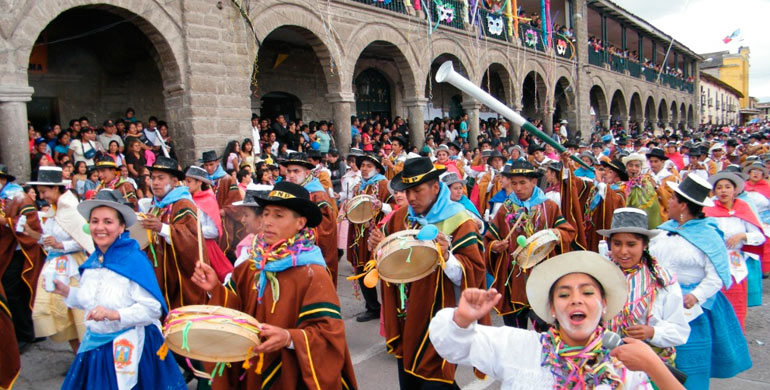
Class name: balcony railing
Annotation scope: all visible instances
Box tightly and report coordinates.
[589,49,604,67]
[351,0,408,14]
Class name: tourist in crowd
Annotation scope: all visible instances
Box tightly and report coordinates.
[69,127,98,167]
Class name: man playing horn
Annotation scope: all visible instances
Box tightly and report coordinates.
[92,154,138,210]
[383,136,408,180]
[622,152,663,229]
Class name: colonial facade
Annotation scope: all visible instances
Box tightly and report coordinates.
[0,0,700,180]
[699,72,742,126]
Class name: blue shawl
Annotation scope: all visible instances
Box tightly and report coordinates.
[154,186,192,209]
[508,186,548,210]
[459,195,482,219]
[359,173,386,190]
[252,246,326,301]
[408,182,466,226]
[0,182,23,199]
[574,167,595,180]
[303,177,325,194]
[208,164,227,181]
[657,218,732,289]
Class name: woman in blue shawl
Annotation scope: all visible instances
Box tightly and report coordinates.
[649,175,751,390]
[51,189,186,390]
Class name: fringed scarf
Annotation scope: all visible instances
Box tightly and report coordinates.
[248,228,325,305]
[540,327,625,389]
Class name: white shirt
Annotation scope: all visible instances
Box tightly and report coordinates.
[65,267,162,334]
[650,232,723,320]
[745,191,770,220]
[642,282,690,348]
[649,168,674,186]
[712,214,765,283]
[429,308,653,390]
[339,170,362,204]
[446,129,458,142]
[200,210,220,240]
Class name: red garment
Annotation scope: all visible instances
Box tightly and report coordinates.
[722,278,747,330]
[745,180,770,198]
[666,152,684,170]
[441,160,462,177]
[192,189,232,281]
[705,197,770,273]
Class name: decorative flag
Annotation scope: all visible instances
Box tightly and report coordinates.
[723,29,740,44]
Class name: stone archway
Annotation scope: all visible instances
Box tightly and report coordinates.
[679,103,687,129]
[658,99,669,129]
[590,85,609,129]
[610,89,627,130]
[5,1,185,179]
[426,53,469,120]
[481,63,511,106]
[670,101,679,129]
[553,77,577,138]
[687,105,695,128]
[644,96,657,131]
[354,68,392,120]
[521,71,548,126]
[629,93,643,133]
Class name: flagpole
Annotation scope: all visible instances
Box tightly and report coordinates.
[656,0,691,83]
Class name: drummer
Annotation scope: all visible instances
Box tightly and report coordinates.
[139,156,206,309]
[347,152,394,322]
[281,152,339,286]
[200,150,245,261]
[368,157,486,389]
[191,181,358,390]
[484,160,576,329]
[92,154,138,210]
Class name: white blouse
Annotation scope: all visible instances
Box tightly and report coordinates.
[429,308,653,390]
[641,283,690,348]
[745,191,770,220]
[649,232,723,319]
[200,210,220,240]
[65,267,161,334]
[39,217,83,254]
[711,215,764,283]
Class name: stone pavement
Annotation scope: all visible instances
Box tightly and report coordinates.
[14,263,770,389]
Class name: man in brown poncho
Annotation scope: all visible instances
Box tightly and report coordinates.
[139,156,206,309]
[369,157,486,389]
[192,181,357,390]
[201,150,245,261]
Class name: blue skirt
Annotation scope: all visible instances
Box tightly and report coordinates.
[747,257,763,307]
[62,325,186,390]
[675,291,752,390]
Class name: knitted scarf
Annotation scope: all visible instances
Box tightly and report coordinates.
[540,327,625,389]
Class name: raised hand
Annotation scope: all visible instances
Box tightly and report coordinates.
[190,261,219,293]
[453,288,501,328]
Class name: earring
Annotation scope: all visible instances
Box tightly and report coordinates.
[680,213,685,222]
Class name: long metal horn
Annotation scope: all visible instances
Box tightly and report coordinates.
[435,61,592,171]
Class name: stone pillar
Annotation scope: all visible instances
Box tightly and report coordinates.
[599,115,611,130]
[0,85,34,181]
[543,106,555,136]
[620,114,629,132]
[404,97,427,149]
[327,92,354,156]
[573,0,592,143]
[461,97,482,148]
[511,102,524,142]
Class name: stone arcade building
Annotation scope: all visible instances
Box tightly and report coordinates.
[0,0,700,180]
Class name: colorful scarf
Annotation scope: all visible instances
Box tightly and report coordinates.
[248,228,326,303]
[540,327,625,389]
[407,182,466,226]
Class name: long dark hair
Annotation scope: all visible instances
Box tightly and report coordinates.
[222,140,239,164]
[674,192,706,219]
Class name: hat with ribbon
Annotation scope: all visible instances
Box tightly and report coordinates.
[279,152,315,170]
[149,156,185,180]
[667,173,714,207]
[390,157,446,191]
[256,181,321,227]
[0,164,16,182]
[26,166,72,186]
[95,154,119,170]
[501,160,543,178]
[356,152,385,173]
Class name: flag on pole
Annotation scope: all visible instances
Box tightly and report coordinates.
[723,29,741,44]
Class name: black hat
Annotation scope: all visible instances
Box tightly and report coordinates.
[200,150,220,163]
[645,148,668,161]
[185,165,213,185]
[528,143,545,154]
[347,148,364,158]
[391,136,408,148]
[95,154,118,170]
[77,189,137,227]
[546,161,563,172]
[256,181,322,228]
[102,119,115,127]
[279,152,315,170]
[356,152,385,173]
[307,150,323,161]
[391,157,446,191]
[563,141,578,149]
[149,156,185,180]
[234,184,273,207]
[27,166,71,186]
[501,160,543,178]
[597,208,659,238]
[0,164,16,182]
[667,173,714,207]
[487,150,505,163]
[726,139,738,147]
[447,141,462,152]
[687,147,702,157]
[617,138,628,146]
[601,159,629,181]
[591,142,603,148]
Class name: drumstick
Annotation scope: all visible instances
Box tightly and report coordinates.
[502,212,526,243]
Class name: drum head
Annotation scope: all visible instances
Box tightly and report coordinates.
[346,195,376,224]
[511,231,558,269]
[375,230,439,284]
[163,305,261,363]
[128,216,149,249]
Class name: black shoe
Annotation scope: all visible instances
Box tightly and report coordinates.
[356,310,379,322]
[17,341,31,355]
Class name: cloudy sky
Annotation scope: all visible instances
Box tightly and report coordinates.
[621,0,770,102]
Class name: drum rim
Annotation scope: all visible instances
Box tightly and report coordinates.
[374,229,439,283]
[510,231,559,269]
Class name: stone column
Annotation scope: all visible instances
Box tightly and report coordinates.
[599,115,611,130]
[543,106,555,136]
[404,97,427,149]
[461,97,482,148]
[620,114,629,133]
[327,92,354,156]
[0,85,34,181]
